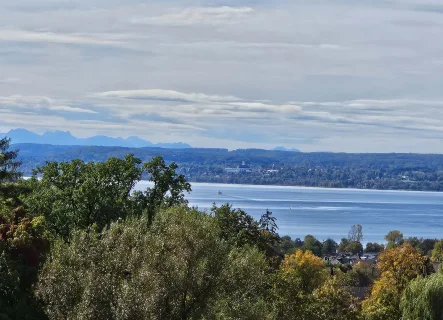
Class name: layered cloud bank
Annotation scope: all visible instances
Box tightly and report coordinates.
[1,0,443,152]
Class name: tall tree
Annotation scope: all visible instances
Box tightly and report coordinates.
[0,137,22,184]
[348,224,363,242]
[385,230,404,249]
[137,156,191,224]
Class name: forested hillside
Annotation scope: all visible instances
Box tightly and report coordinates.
[15,143,443,191]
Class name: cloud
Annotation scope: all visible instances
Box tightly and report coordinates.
[132,6,256,26]
[2,0,443,152]
[0,77,21,84]
[0,29,125,47]
[96,89,242,103]
[0,95,97,114]
[49,105,98,114]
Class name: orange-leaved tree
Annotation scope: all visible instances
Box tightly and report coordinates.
[362,243,432,320]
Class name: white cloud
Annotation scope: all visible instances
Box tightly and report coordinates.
[49,105,97,114]
[132,6,256,26]
[0,29,125,47]
[2,0,443,151]
[0,77,21,84]
[0,95,97,114]
[96,89,242,103]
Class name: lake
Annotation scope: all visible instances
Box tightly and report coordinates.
[134,182,443,244]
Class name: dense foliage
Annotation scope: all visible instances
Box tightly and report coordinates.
[2,138,443,320]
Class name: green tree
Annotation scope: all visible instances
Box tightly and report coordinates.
[0,208,50,320]
[302,235,322,257]
[36,207,272,320]
[280,235,296,255]
[0,137,25,217]
[25,155,143,238]
[401,272,443,320]
[24,155,190,238]
[365,242,384,253]
[310,277,361,320]
[322,238,338,256]
[0,137,22,185]
[431,240,443,262]
[338,238,363,254]
[211,204,281,266]
[385,230,404,249]
[211,203,261,248]
[338,238,350,252]
[405,237,437,256]
[139,156,191,224]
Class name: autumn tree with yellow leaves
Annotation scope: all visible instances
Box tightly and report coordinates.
[362,243,433,320]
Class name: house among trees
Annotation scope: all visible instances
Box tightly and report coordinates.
[224,161,252,173]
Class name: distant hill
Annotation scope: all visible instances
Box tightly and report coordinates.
[273,146,301,152]
[11,143,443,192]
[1,128,192,149]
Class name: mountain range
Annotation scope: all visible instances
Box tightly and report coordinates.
[1,129,192,149]
[1,129,302,151]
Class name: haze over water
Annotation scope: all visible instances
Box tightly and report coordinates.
[136,182,443,244]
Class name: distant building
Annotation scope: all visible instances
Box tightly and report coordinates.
[225,161,252,173]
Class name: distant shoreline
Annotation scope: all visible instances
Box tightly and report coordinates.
[137,180,443,194]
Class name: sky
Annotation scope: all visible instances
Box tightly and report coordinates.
[1,0,443,152]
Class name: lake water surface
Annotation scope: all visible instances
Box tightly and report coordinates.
[134,182,443,244]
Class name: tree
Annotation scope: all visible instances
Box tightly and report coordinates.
[272,249,327,319]
[0,207,49,320]
[310,277,361,320]
[25,155,144,238]
[0,137,22,184]
[362,243,432,320]
[338,238,363,254]
[385,230,404,249]
[211,204,281,266]
[140,156,191,224]
[405,237,437,256]
[431,240,443,262]
[258,209,281,265]
[341,261,379,288]
[417,238,437,256]
[280,236,296,255]
[259,209,278,234]
[348,224,363,242]
[338,238,350,252]
[36,207,272,320]
[365,242,384,253]
[302,235,322,257]
[0,137,24,212]
[212,203,261,248]
[322,238,338,256]
[280,249,326,294]
[401,272,443,320]
[24,155,191,238]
